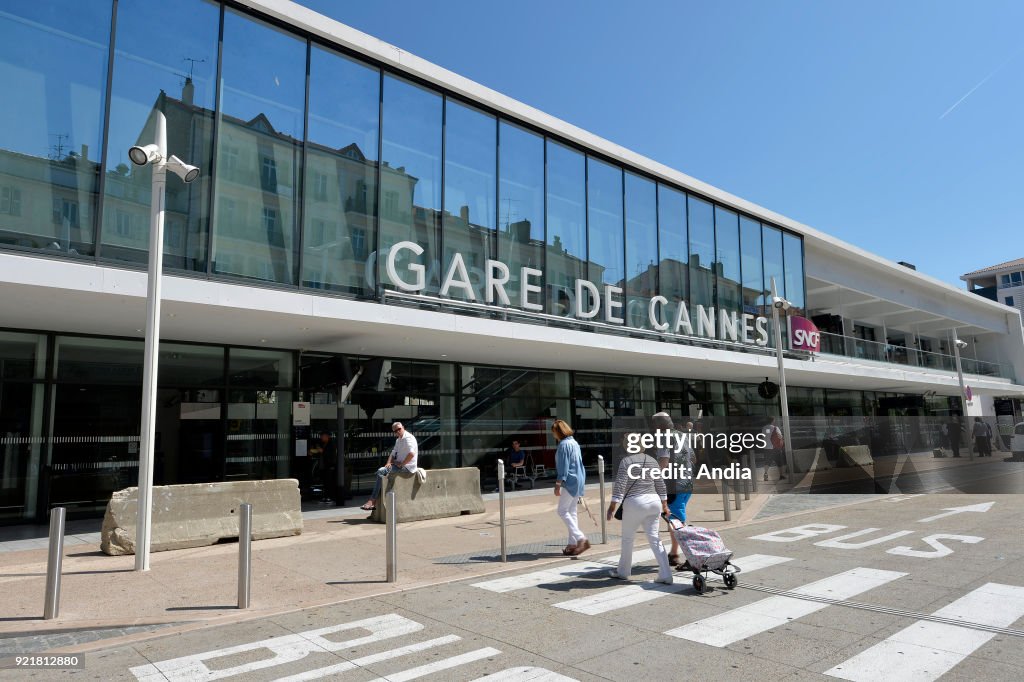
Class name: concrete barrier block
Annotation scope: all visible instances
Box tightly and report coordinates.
[100,479,302,556]
[792,447,824,472]
[370,468,484,523]
[840,445,873,468]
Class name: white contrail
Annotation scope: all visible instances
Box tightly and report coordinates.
[939,49,1021,120]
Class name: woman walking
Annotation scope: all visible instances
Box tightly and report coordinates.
[552,419,589,556]
[605,446,673,583]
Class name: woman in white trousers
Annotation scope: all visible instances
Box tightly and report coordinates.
[605,452,673,583]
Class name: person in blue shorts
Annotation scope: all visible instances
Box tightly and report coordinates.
[652,412,695,567]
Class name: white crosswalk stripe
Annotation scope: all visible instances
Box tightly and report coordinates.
[553,554,793,615]
[471,667,580,681]
[365,647,501,682]
[824,582,1024,682]
[665,567,907,647]
[471,550,654,592]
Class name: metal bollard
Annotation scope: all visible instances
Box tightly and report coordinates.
[237,503,252,609]
[735,480,742,511]
[497,459,507,562]
[597,455,607,544]
[743,453,751,500]
[386,491,397,582]
[721,482,732,522]
[43,507,66,620]
[749,451,758,494]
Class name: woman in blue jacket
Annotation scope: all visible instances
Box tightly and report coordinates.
[552,419,588,556]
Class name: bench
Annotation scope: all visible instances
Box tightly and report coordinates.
[100,479,302,555]
[369,468,485,523]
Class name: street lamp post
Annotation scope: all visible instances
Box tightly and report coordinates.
[951,332,972,462]
[129,109,200,571]
[770,277,796,479]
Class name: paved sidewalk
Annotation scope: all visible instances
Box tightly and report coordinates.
[0,484,780,649]
[1,450,1004,657]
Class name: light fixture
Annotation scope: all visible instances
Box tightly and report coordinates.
[165,154,199,183]
[128,143,162,166]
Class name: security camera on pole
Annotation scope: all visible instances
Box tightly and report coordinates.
[951,332,972,462]
[770,277,796,479]
[128,109,200,571]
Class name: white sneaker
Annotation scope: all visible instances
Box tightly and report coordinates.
[607,569,628,580]
[654,575,673,585]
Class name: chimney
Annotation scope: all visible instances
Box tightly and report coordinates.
[460,205,469,222]
[80,144,89,160]
[182,77,194,106]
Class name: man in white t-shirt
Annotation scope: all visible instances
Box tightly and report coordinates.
[362,422,418,511]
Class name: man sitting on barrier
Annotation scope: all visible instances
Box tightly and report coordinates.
[361,422,418,511]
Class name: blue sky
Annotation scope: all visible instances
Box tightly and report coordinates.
[301,0,1022,289]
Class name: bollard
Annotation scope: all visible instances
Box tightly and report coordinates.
[597,454,607,544]
[721,481,732,522]
[735,480,742,511]
[749,450,758,494]
[237,503,252,609]
[497,459,507,562]
[743,452,751,500]
[43,507,66,620]
[386,491,397,582]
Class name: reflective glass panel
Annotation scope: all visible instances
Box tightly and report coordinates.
[688,196,715,314]
[762,225,785,299]
[624,172,657,329]
[213,10,306,284]
[302,45,379,296]
[0,332,46,521]
[442,100,495,301]
[0,1,111,256]
[762,225,785,347]
[783,231,805,314]
[715,206,741,315]
[586,158,623,295]
[657,185,687,323]
[100,0,217,271]
[740,216,763,313]
[545,141,585,316]
[498,121,544,309]
[379,75,442,294]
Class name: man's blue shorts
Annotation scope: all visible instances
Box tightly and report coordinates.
[668,491,692,521]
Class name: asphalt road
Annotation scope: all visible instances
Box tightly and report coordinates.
[7,493,1023,681]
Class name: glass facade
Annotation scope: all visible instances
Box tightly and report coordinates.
[302,46,379,296]
[0,2,833,522]
[0,0,804,336]
[100,0,217,270]
[0,329,972,523]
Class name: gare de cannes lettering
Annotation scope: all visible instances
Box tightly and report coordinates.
[385,241,772,347]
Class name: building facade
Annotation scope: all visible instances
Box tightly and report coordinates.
[1,0,1023,523]
[964,258,1024,315]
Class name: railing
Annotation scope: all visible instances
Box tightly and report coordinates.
[818,332,1013,380]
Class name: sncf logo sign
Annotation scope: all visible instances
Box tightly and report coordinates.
[790,316,821,353]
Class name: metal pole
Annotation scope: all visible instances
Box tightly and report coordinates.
[771,277,796,480]
[236,499,252,606]
[748,450,758,493]
[43,507,66,620]
[136,111,168,572]
[743,452,751,500]
[597,454,607,544]
[721,481,732,522]
[497,459,507,562]
[734,480,742,510]
[386,490,397,582]
[952,331,972,462]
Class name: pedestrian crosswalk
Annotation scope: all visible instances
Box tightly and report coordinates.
[553,554,792,615]
[664,567,907,646]
[824,582,1024,681]
[468,550,1024,681]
